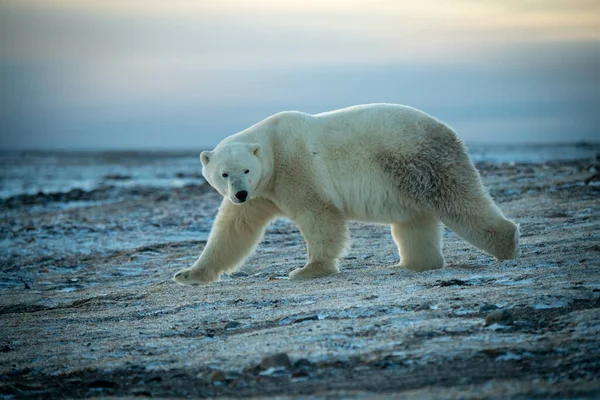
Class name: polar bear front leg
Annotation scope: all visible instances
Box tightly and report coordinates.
[289,209,349,280]
[174,198,278,285]
[391,214,445,272]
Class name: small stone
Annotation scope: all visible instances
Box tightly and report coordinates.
[480,304,499,313]
[88,380,117,389]
[436,279,471,287]
[210,369,226,382]
[132,390,153,397]
[293,358,314,370]
[260,353,292,370]
[293,315,319,324]
[243,364,262,375]
[291,370,310,379]
[224,321,241,330]
[414,302,432,311]
[485,309,514,326]
[205,329,216,338]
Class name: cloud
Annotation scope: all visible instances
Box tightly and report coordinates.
[0,0,598,149]
[2,0,599,65]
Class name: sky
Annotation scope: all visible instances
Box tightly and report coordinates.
[0,0,599,150]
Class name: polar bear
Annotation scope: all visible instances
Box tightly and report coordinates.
[173,104,519,285]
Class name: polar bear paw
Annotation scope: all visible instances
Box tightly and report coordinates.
[173,267,219,286]
[289,261,339,280]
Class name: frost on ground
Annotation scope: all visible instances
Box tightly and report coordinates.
[1,159,599,398]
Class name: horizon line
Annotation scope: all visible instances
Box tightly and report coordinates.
[1,140,599,154]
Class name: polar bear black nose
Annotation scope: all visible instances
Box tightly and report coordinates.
[235,191,248,202]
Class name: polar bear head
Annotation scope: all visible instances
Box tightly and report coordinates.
[200,142,262,205]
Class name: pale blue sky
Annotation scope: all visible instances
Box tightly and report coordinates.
[1,0,598,150]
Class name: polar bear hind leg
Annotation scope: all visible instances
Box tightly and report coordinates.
[439,197,520,260]
[376,121,519,263]
[391,214,445,272]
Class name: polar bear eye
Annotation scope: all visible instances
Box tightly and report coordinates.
[244,170,250,174]
[222,173,228,178]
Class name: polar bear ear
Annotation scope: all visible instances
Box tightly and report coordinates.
[249,143,260,156]
[200,151,212,166]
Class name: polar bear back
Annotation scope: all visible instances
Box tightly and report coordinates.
[222,103,477,223]
[262,104,469,222]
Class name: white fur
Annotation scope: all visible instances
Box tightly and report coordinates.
[173,104,519,285]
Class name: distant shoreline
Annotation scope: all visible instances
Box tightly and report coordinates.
[1,143,598,200]
[1,140,599,155]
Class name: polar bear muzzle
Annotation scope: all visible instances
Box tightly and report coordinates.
[235,190,248,202]
[228,175,250,204]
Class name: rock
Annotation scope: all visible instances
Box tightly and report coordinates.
[293,315,319,324]
[174,172,203,179]
[243,364,262,375]
[291,370,310,379]
[435,279,471,287]
[210,369,226,382]
[414,302,432,311]
[132,390,153,397]
[88,380,117,389]
[485,309,514,326]
[224,321,241,330]
[1,186,115,209]
[260,353,292,370]
[293,358,314,370]
[292,358,315,378]
[103,174,132,181]
[479,304,499,313]
[204,329,216,338]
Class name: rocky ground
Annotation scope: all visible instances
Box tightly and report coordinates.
[1,159,599,399]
